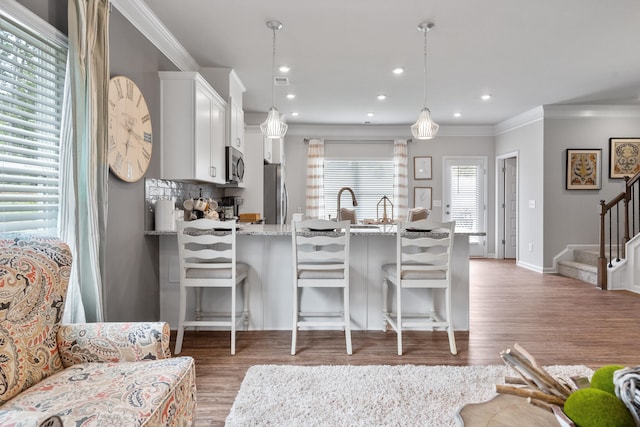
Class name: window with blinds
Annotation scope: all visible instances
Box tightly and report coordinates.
[0,14,67,234]
[323,159,395,221]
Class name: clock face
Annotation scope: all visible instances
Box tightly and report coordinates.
[107,76,153,182]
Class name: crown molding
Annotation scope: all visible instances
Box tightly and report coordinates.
[494,106,544,136]
[244,114,494,138]
[111,0,199,71]
[543,104,640,119]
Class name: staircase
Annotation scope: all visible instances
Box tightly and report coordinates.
[556,248,599,285]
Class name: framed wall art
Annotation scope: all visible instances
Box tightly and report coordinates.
[413,156,432,179]
[609,137,640,179]
[566,148,601,190]
[414,187,432,209]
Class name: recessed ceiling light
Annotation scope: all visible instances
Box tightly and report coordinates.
[367,112,375,117]
[453,112,462,118]
[279,65,290,73]
[291,112,299,116]
[481,94,492,101]
[286,93,296,99]
[392,67,404,75]
[377,94,387,100]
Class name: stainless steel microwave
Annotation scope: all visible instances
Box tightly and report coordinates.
[226,147,244,184]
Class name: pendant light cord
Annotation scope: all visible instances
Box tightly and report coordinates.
[423,27,427,109]
[271,27,276,108]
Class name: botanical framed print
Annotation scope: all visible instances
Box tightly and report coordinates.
[414,187,432,209]
[566,149,601,190]
[609,137,640,179]
[414,156,432,179]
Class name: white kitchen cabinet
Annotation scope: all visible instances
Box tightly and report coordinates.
[263,137,272,163]
[264,136,282,164]
[159,71,226,184]
[229,97,245,152]
[199,68,246,153]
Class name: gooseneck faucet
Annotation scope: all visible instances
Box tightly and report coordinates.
[337,187,358,221]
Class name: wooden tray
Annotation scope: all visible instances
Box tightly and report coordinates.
[455,394,560,426]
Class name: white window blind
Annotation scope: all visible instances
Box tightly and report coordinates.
[323,159,394,221]
[449,165,482,232]
[0,14,67,234]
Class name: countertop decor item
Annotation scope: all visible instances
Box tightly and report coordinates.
[107,75,152,182]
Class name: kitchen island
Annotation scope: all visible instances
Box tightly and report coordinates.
[152,224,475,331]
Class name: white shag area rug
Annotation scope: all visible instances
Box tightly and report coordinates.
[225,364,593,427]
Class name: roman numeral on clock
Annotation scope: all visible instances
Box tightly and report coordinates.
[126,80,134,100]
[115,79,123,99]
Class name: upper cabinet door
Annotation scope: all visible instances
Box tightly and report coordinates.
[198,68,246,154]
[229,97,244,153]
[159,71,226,184]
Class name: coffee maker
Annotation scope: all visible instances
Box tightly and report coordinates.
[220,196,243,220]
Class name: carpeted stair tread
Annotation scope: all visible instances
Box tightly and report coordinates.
[557,260,597,285]
[557,260,597,272]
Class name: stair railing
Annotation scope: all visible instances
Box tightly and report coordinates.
[599,174,640,289]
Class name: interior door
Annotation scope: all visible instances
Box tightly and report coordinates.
[504,157,517,259]
[443,157,487,257]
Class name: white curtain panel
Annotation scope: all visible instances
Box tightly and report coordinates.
[393,139,409,220]
[61,0,110,322]
[305,138,325,219]
[58,59,86,324]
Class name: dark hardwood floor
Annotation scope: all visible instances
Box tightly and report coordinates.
[175,259,640,426]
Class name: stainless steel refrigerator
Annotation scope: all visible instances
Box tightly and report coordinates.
[263,163,288,224]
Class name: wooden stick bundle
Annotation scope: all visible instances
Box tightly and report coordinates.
[497,343,581,408]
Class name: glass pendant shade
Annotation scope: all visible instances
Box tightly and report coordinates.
[411,22,438,140]
[262,20,288,139]
[411,108,439,140]
[260,106,288,139]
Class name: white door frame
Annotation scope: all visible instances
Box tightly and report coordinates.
[495,151,519,260]
[442,156,488,257]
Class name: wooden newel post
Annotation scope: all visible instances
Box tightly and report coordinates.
[624,176,631,254]
[598,200,608,290]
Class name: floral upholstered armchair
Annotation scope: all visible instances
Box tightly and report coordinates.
[0,236,196,426]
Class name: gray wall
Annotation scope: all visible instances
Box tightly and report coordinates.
[543,115,640,267]
[282,125,496,256]
[495,119,545,269]
[105,10,177,321]
[496,110,640,271]
[15,1,176,321]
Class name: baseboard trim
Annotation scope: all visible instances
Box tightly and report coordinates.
[516,260,544,273]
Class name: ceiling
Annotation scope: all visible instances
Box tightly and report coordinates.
[143,0,640,127]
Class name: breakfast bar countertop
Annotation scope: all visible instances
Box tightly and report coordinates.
[145,223,486,237]
[156,222,479,332]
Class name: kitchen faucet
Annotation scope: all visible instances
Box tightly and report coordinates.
[337,187,358,221]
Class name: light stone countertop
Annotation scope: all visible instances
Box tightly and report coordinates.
[144,223,485,237]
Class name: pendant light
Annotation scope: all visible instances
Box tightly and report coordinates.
[411,22,439,140]
[260,20,288,139]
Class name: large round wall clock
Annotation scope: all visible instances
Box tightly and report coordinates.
[107,75,153,182]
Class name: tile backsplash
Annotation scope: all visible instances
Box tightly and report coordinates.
[144,178,223,231]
